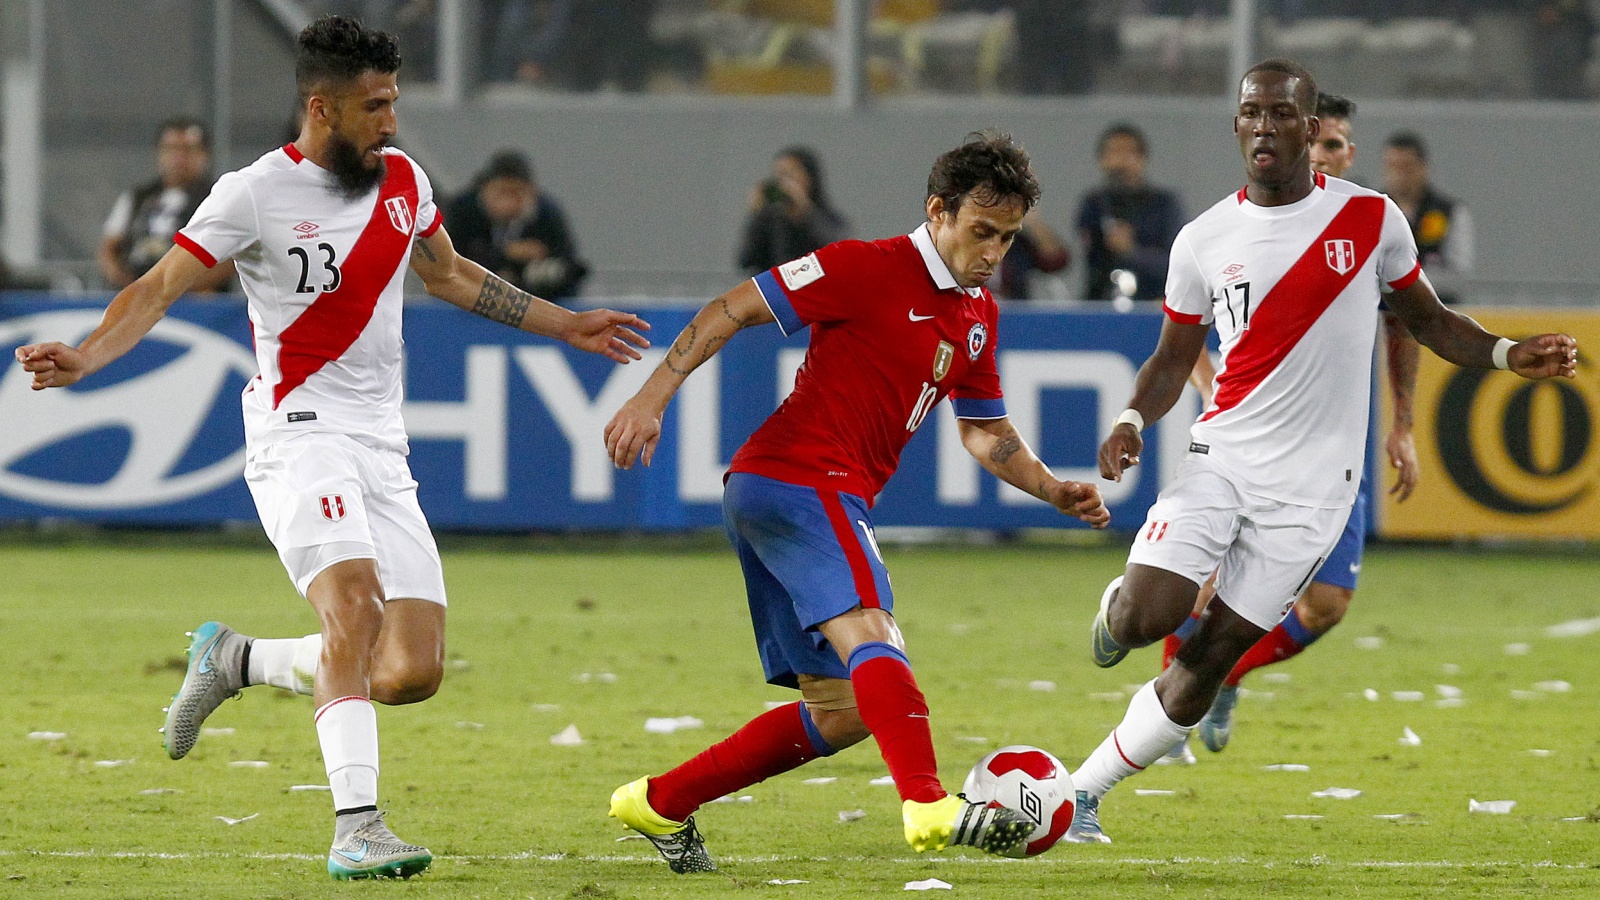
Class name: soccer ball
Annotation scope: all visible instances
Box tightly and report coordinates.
[960,745,1076,856]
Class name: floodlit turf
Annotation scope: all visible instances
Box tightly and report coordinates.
[2,537,1598,898]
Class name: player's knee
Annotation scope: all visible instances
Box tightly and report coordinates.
[1298,585,1352,633]
[807,705,870,751]
[371,660,442,705]
[317,592,385,657]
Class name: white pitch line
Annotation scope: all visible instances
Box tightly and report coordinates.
[0,850,1590,870]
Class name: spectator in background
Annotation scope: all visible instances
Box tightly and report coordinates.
[737,146,850,276]
[1529,0,1595,100]
[1076,124,1183,301]
[1383,131,1473,304]
[486,0,658,89]
[446,150,589,303]
[993,212,1071,301]
[99,117,234,292]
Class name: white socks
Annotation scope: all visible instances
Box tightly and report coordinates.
[246,635,321,695]
[1074,679,1191,799]
[315,696,380,812]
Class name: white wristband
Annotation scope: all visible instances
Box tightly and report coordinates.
[1492,337,1515,371]
[1115,408,1144,431]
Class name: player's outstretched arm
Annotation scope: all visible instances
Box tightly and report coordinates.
[958,417,1109,528]
[1382,312,1421,502]
[411,226,649,364]
[1099,319,1210,482]
[604,281,776,470]
[14,244,210,390]
[1386,276,1577,380]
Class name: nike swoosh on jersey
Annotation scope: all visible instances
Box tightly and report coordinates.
[332,842,369,863]
[908,311,935,322]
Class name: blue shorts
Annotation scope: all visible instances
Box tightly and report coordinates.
[723,472,895,688]
[1312,476,1368,591]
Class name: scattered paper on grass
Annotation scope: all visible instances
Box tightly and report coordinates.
[95,759,134,768]
[768,880,809,885]
[1440,663,1461,674]
[948,623,971,636]
[905,879,953,891]
[288,784,330,792]
[1527,749,1553,757]
[1435,698,1466,709]
[1028,680,1056,692]
[1284,814,1324,820]
[1354,636,1385,650]
[1089,692,1125,702]
[870,775,896,786]
[1262,672,1292,684]
[215,813,258,825]
[1546,617,1600,638]
[550,725,584,746]
[1312,787,1362,800]
[838,809,867,822]
[1504,642,1533,655]
[709,795,755,804]
[1469,799,1516,814]
[1362,689,1380,702]
[1391,691,1424,702]
[574,672,618,684]
[1264,764,1310,772]
[1239,689,1274,701]
[456,721,485,730]
[27,732,66,741]
[1510,690,1541,701]
[1561,816,1589,822]
[228,760,270,769]
[202,727,235,737]
[1134,789,1176,796]
[1399,727,1422,747]
[1374,813,1423,821]
[448,659,472,671]
[140,788,181,795]
[1535,680,1572,693]
[1435,685,1463,699]
[530,703,561,713]
[802,777,837,785]
[616,834,647,842]
[956,736,989,744]
[645,716,704,734]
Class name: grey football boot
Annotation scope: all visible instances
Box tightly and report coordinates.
[328,810,433,880]
[162,621,249,759]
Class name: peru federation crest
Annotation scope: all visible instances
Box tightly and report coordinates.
[1324,239,1355,275]
[385,196,414,234]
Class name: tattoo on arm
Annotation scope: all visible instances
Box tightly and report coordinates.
[411,238,437,263]
[470,275,534,328]
[989,428,1023,465]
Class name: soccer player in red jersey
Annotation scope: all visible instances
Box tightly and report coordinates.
[604,132,1110,871]
[1069,59,1576,843]
[16,16,648,880]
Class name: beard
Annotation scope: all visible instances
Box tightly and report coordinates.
[327,132,386,201]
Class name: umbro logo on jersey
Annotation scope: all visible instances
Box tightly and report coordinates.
[319,494,347,522]
[1325,239,1356,275]
[293,221,320,239]
[1222,263,1245,281]
[385,197,413,234]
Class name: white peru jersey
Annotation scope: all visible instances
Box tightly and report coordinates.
[176,144,440,454]
[1163,174,1421,507]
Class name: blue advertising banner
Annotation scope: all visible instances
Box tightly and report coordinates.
[0,294,1220,532]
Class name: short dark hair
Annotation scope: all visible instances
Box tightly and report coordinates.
[295,15,402,102]
[1242,58,1318,110]
[478,149,534,185]
[1097,123,1148,158]
[926,131,1040,215]
[1386,131,1428,161]
[156,116,210,150]
[1316,92,1356,120]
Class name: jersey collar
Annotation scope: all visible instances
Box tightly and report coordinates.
[909,223,982,297]
[1234,172,1327,220]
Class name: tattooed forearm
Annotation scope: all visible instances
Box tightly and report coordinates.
[471,275,534,328]
[411,238,437,263]
[715,296,758,327]
[663,324,729,377]
[989,433,1023,465]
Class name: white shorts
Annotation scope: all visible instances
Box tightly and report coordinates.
[1126,453,1350,631]
[244,433,447,605]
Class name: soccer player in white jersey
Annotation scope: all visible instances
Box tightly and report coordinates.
[1064,59,1576,843]
[14,16,649,879]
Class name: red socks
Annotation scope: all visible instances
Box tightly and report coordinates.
[848,642,944,805]
[1224,614,1316,687]
[646,701,829,823]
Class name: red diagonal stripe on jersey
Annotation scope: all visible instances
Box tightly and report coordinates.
[273,158,418,408]
[1202,196,1385,422]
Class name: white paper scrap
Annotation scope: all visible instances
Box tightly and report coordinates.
[1089,692,1125,702]
[1354,636,1385,650]
[645,716,704,734]
[1510,690,1541,700]
[1435,685,1463,699]
[1264,764,1310,772]
[574,672,618,684]
[1435,698,1466,709]
[905,879,953,891]
[1440,663,1461,674]
[228,760,270,768]
[1546,617,1600,638]
[838,809,867,822]
[616,833,648,841]
[1391,691,1424,702]
[1312,787,1362,799]
[95,759,134,768]
[1239,689,1274,701]
[530,703,561,713]
[708,795,755,804]
[768,880,810,885]
[1284,814,1324,820]
[870,775,896,786]
[1262,672,1293,684]
[1363,689,1380,701]
[1374,813,1421,821]
[956,736,989,744]
[456,721,486,730]
[1534,680,1572,693]
[1527,749,1553,757]
[215,813,259,825]
[27,731,66,741]
[550,725,584,746]
[1469,799,1516,814]
[1134,789,1176,796]
[802,777,837,785]
[1028,680,1057,692]
[1561,816,1589,822]
[202,727,235,737]
[139,788,181,795]
[288,784,331,792]
[448,659,472,670]
[1504,642,1533,655]
[1399,727,1422,747]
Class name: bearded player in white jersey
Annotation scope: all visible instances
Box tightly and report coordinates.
[1063,58,1576,843]
[15,16,649,879]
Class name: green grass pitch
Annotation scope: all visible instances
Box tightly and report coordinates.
[2,537,1598,898]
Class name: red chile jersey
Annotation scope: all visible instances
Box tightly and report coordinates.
[728,224,1006,504]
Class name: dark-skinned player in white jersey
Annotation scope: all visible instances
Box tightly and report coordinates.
[1064,59,1576,843]
[15,16,649,880]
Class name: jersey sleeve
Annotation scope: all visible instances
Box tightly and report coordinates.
[750,239,874,336]
[174,172,257,268]
[1162,228,1214,325]
[1377,195,1422,291]
[950,299,1006,420]
[411,157,443,239]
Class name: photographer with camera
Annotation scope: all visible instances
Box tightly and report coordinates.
[737,146,850,276]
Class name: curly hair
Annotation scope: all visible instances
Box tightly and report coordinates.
[926,131,1041,215]
[296,15,402,101]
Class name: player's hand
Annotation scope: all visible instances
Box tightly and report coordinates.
[605,397,664,469]
[1047,479,1110,529]
[14,342,89,390]
[563,309,650,363]
[1098,423,1143,482]
[1386,428,1419,503]
[1508,334,1577,380]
